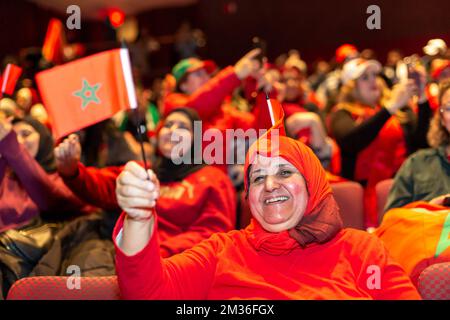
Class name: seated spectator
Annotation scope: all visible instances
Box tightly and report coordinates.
[385,80,450,211]
[329,58,431,226]
[54,108,236,257]
[113,133,420,300]
[0,114,90,298]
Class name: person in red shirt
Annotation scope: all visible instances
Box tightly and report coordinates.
[113,131,420,300]
[54,108,236,257]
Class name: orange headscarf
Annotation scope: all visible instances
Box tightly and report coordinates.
[244,134,343,253]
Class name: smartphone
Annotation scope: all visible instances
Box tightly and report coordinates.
[251,36,266,66]
[443,196,450,207]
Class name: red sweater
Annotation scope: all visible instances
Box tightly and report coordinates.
[114,216,421,300]
[64,163,236,257]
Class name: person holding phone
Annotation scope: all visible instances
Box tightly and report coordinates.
[384,80,450,211]
[328,58,432,227]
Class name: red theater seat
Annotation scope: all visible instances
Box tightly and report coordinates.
[375,179,394,225]
[331,181,365,230]
[7,276,120,300]
[418,263,450,300]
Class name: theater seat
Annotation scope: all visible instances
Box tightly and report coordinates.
[331,181,365,230]
[418,263,450,300]
[375,179,394,224]
[7,276,120,300]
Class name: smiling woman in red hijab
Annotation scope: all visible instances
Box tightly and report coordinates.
[113,127,420,299]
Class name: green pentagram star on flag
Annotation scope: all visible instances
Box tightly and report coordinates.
[73,78,101,109]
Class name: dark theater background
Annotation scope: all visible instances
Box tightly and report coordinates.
[1,0,449,80]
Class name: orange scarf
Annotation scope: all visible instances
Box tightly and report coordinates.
[244,135,343,254]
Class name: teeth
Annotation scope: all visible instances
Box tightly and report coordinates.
[265,196,288,204]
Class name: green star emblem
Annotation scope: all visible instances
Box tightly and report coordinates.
[73,79,101,110]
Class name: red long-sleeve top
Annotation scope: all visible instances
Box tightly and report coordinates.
[63,163,236,257]
[113,215,421,300]
[0,131,91,233]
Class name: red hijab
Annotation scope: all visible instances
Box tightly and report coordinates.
[244,134,343,255]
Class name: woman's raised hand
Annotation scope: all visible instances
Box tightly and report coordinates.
[116,161,160,220]
[385,79,416,114]
[54,134,82,178]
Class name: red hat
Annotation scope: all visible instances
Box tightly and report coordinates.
[335,44,358,64]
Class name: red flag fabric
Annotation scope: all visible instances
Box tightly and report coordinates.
[1,64,23,96]
[253,94,286,135]
[36,49,134,138]
[42,18,65,64]
[256,98,286,136]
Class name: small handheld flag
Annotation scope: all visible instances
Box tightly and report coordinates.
[265,91,275,126]
[36,49,133,138]
[1,64,23,97]
[119,45,149,173]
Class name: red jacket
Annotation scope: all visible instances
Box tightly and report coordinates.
[64,163,236,257]
[114,216,421,300]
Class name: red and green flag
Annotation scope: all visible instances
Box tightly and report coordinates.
[36,48,137,138]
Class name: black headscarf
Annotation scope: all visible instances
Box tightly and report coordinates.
[12,116,56,173]
[153,107,205,183]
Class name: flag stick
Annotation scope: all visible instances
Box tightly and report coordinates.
[119,45,150,175]
[265,91,275,126]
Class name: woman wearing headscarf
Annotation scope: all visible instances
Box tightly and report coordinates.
[329,58,432,227]
[0,114,90,231]
[55,107,236,257]
[0,114,90,298]
[113,128,420,299]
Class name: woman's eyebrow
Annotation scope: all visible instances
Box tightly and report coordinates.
[250,169,263,177]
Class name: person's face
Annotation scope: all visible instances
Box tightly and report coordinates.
[180,68,210,94]
[282,68,303,101]
[440,88,450,134]
[355,66,381,106]
[16,88,33,112]
[158,112,193,161]
[13,122,40,158]
[387,51,402,66]
[248,156,308,233]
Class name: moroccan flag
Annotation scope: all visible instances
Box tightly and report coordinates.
[1,64,23,96]
[42,18,65,64]
[36,48,137,138]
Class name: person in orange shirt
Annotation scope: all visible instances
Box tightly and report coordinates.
[113,130,420,300]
